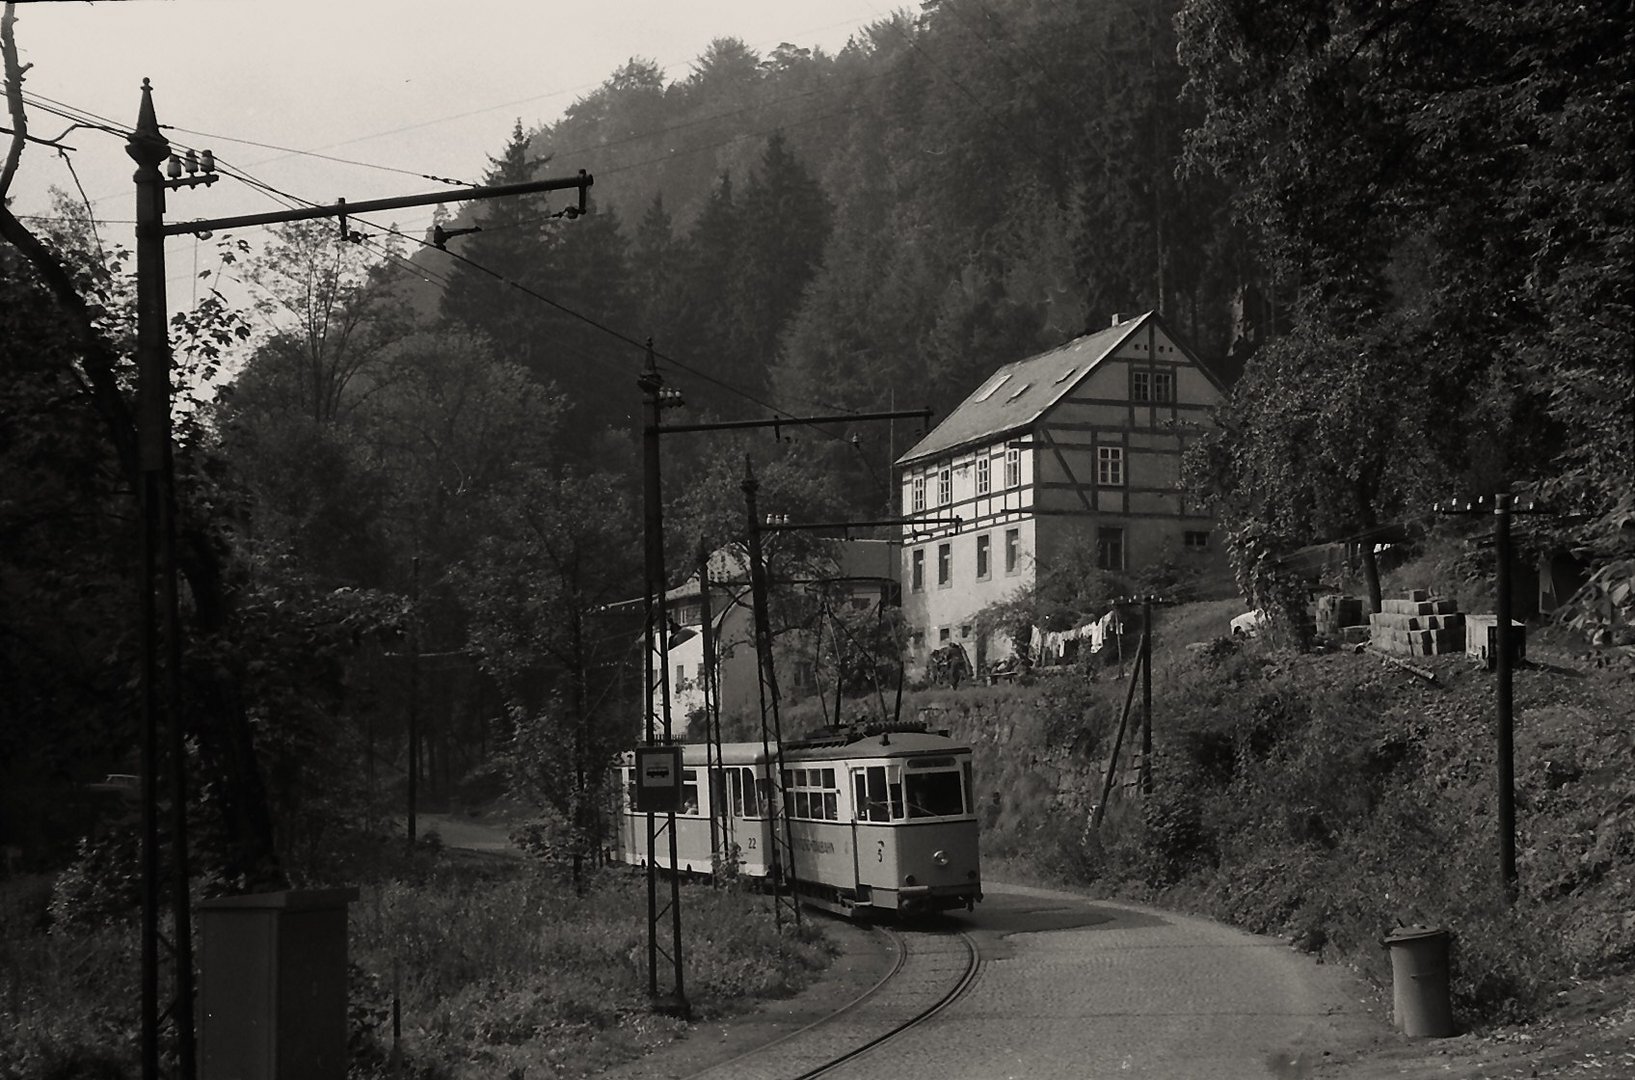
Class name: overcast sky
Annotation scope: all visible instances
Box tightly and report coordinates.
[5,0,895,256]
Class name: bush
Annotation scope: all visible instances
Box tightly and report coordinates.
[47,830,141,929]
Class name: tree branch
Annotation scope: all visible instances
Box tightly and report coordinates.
[1,2,31,197]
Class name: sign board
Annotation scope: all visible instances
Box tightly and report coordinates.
[634,746,683,814]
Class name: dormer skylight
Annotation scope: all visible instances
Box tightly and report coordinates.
[1005,382,1031,403]
[1054,367,1077,384]
[973,373,1011,402]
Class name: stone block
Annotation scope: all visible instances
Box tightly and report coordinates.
[1339,625,1371,644]
[1381,598,1458,617]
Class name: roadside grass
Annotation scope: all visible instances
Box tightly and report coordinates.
[350,852,834,1078]
[1,842,833,1080]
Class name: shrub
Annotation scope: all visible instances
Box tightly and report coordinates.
[47,830,141,929]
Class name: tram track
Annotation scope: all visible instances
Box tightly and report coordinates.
[686,922,982,1080]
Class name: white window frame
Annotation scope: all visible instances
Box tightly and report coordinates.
[937,466,952,507]
[975,456,990,495]
[1097,445,1125,486]
[1153,370,1175,403]
[1004,446,1020,488]
[911,475,925,512]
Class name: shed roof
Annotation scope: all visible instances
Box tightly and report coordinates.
[895,312,1151,467]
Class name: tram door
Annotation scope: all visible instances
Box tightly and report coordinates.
[850,766,898,899]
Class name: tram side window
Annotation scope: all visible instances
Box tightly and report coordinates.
[624,767,635,811]
[680,769,700,816]
[710,769,727,815]
[729,767,766,818]
[782,767,840,820]
[905,769,965,818]
[963,761,974,814]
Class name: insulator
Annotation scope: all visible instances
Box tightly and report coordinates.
[200,149,215,173]
[166,155,182,179]
[184,148,199,174]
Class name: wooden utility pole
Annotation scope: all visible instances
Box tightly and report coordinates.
[1140,597,1153,797]
[1435,493,1545,901]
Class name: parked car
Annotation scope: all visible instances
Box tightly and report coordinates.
[87,773,140,798]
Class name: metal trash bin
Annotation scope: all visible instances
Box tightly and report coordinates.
[198,887,359,1080]
[1382,924,1454,1037]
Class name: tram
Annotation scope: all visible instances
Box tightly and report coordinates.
[610,724,982,916]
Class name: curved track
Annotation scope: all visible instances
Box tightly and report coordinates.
[687,923,981,1080]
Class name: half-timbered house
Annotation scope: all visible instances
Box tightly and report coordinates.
[895,311,1226,673]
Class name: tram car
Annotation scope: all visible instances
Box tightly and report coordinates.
[610,724,982,916]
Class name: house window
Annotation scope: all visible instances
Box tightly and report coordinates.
[1184,530,1211,551]
[976,533,991,580]
[1097,527,1126,571]
[675,664,686,693]
[937,543,951,587]
[975,456,991,495]
[911,548,924,592]
[937,466,952,506]
[911,476,925,513]
[1133,369,1175,403]
[1004,528,1020,574]
[1004,446,1020,488]
[939,627,952,642]
[1097,445,1124,486]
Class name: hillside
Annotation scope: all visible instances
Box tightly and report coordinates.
[889,603,1634,1060]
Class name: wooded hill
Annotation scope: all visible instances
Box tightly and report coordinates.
[1,0,1628,905]
[418,0,1631,599]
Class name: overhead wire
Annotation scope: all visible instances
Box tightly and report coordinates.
[13,80,877,433]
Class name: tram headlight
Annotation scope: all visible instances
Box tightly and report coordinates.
[932,849,950,866]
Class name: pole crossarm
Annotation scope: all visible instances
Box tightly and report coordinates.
[764,516,961,533]
[160,171,593,236]
[657,407,931,435]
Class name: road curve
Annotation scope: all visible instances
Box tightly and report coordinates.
[596,880,1387,1080]
[826,881,1381,1080]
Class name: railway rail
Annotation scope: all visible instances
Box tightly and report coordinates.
[686,923,982,1080]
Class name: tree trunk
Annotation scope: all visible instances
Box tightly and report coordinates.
[1361,542,1383,615]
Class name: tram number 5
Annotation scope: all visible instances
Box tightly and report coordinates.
[876,840,884,863]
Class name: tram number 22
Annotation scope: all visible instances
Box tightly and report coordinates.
[745,837,756,850]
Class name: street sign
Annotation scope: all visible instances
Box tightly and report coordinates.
[635,746,683,813]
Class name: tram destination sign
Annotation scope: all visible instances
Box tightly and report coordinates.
[634,745,684,813]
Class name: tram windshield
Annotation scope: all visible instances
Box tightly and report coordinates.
[854,757,971,821]
[905,768,965,818]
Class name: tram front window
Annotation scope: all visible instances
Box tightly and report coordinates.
[905,769,965,818]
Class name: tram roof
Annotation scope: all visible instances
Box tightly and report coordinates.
[619,730,969,767]
[783,730,970,762]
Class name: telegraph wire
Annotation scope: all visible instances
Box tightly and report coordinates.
[13,90,866,432]
[160,125,474,188]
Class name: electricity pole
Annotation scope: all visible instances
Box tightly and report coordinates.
[638,345,688,1016]
[1141,596,1153,797]
[129,78,592,1079]
[1435,493,1545,901]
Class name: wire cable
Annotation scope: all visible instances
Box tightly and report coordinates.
[160,125,473,187]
